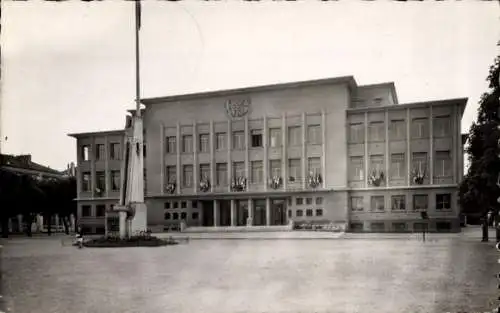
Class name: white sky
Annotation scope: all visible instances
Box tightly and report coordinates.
[1,1,499,170]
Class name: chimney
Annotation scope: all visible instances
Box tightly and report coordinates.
[17,155,31,164]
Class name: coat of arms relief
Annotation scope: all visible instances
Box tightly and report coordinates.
[225,99,251,119]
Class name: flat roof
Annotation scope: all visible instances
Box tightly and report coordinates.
[141,76,358,105]
[67,129,124,138]
[356,82,399,104]
[347,97,468,115]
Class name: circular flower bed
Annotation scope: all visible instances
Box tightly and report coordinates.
[83,235,179,248]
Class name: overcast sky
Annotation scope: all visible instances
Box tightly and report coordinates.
[1,1,498,170]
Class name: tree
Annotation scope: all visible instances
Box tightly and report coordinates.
[459,56,500,241]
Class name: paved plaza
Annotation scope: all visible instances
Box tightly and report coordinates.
[2,228,499,313]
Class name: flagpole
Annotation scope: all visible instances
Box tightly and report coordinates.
[135,0,141,117]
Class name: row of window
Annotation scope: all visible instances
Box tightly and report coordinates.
[349,115,452,143]
[288,197,324,206]
[349,151,452,181]
[165,212,198,220]
[166,158,322,187]
[350,194,451,212]
[350,221,452,232]
[291,208,324,217]
[81,204,108,217]
[166,125,322,154]
[81,143,122,162]
[165,201,198,209]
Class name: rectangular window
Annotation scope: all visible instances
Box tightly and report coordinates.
[216,163,227,186]
[413,195,428,211]
[96,205,106,217]
[232,131,245,150]
[199,163,210,181]
[181,201,187,209]
[315,209,323,216]
[232,162,245,178]
[370,196,385,211]
[251,129,263,148]
[296,198,303,205]
[216,132,226,151]
[412,152,428,174]
[436,194,451,210]
[81,145,90,161]
[199,134,209,153]
[368,121,385,142]
[288,159,301,182]
[307,125,322,144]
[306,198,312,205]
[269,128,282,147]
[389,119,406,140]
[296,209,303,217]
[251,161,263,183]
[182,165,193,187]
[350,196,364,211]
[434,151,452,177]
[182,135,193,153]
[111,170,120,190]
[369,154,384,173]
[349,156,364,181]
[82,172,91,191]
[166,136,177,154]
[390,153,405,179]
[433,116,451,137]
[110,143,121,160]
[81,205,91,217]
[306,209,313,217]
[96,171,105,191]
[307,157,321,176]
[288,126,301,146]
[192,201,198,209]
[166,166,176,184]
[316,197,323,205]
[349,123,365,144]
[269,159,281,177]
[411,118,429,139]
[165,202,171,209]
[95,144,105,160]
[391,195,406,211]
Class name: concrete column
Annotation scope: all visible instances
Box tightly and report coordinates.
[230,199,236,226]
[247,198,253,226]
[263,116,268,191]
[385,110,390,187]
[91,136,96,196]
[244,116,249,188]
[54,214,59,230]
[70,214,76,232]
[406,108,411,186]
[227,121,232,192]
[321,110,327,188]
[429,105,434,184]
[37,215,44,232]
[364,112,369,187]
[176,122,181,194]
[266,198,271,226]
[214,199,219,227]
[8,218,12,233]
[193,121,198,194]
[456,104,463,182]
[301,112,307,189]
[105,135,110,197]
[119,211,127,239]
[210,120,215,192]
[282,114,287,190]
[160,123,165,193]
[452,104,458,184]
[17,214,23,232]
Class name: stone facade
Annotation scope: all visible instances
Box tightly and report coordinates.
[69,76,467,233]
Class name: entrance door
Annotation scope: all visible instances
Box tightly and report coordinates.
[271,199,287,225]
[201,201,214,227]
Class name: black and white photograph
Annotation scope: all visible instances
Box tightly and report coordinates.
[0,0,499,312]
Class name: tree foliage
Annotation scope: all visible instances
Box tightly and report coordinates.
[459,56,500,216]
[0,169,76,237]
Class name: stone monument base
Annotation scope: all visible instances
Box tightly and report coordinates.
[130,202,148,235]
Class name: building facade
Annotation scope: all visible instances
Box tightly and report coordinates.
[69,76,467,233]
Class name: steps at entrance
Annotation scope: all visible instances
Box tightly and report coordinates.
[184,225,292,233]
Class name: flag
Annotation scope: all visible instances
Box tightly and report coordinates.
[136,0,141,31]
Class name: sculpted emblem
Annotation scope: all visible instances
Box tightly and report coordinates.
[225,99,250,119]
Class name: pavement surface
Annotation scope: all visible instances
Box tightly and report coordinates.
[1,226,500,313]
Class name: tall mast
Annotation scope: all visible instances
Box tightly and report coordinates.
[135,0,141,117]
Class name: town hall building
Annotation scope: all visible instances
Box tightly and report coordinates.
[69,76,467,233]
